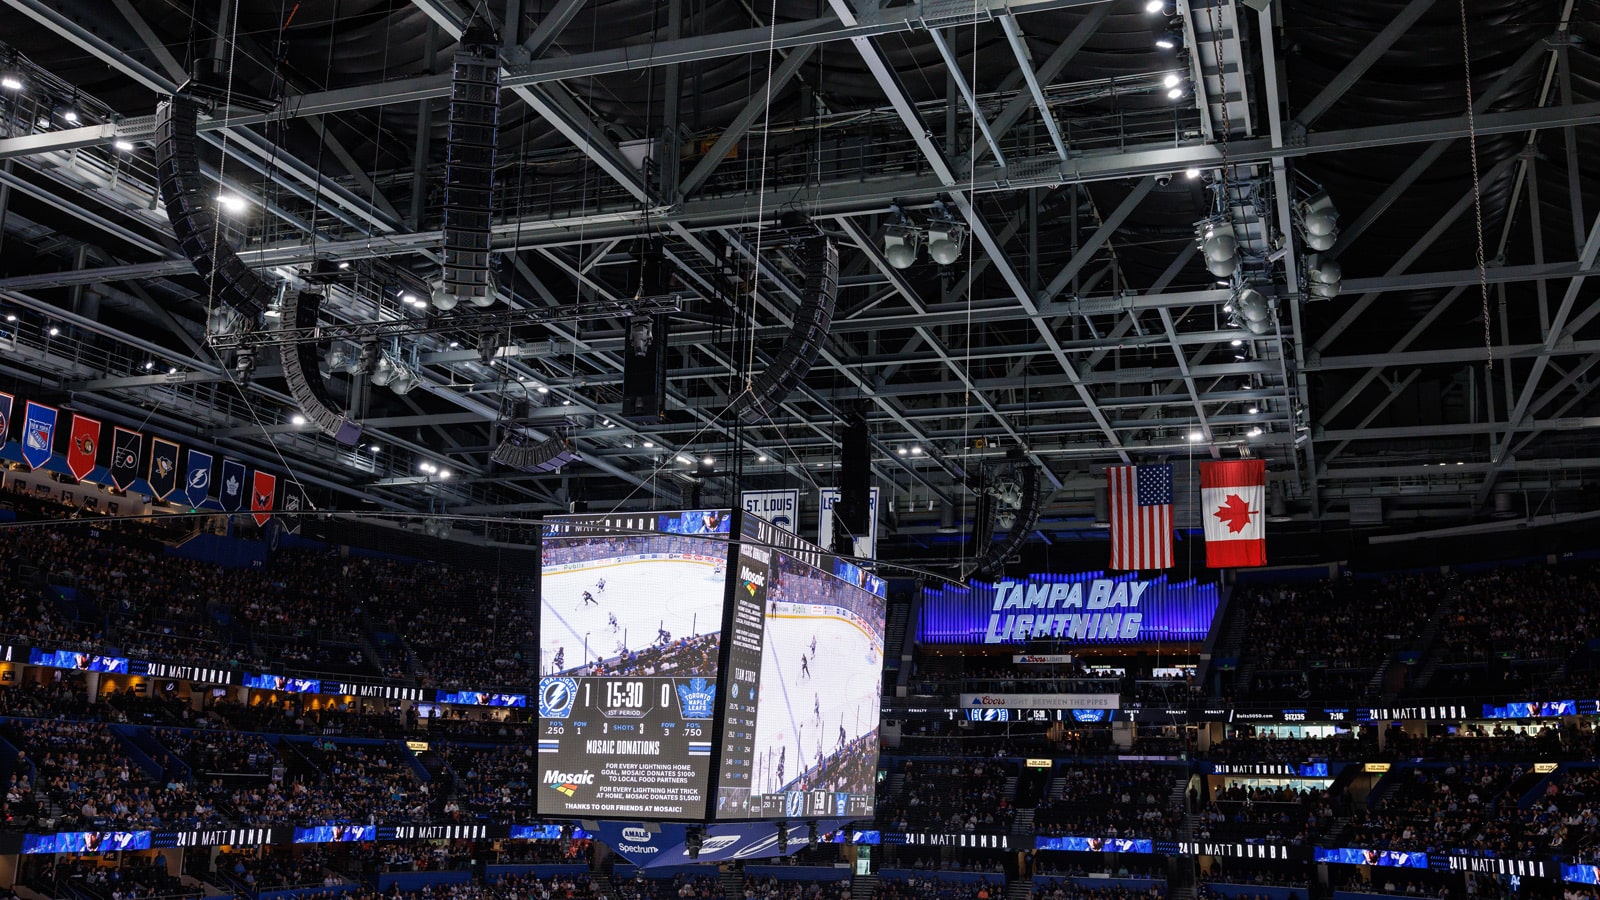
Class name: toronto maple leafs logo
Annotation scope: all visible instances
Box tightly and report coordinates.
[1212,493,1258,533]
[155,456,173,477]
[224,475,239,496]
[675,677,716,719]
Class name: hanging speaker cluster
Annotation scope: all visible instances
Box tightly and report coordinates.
[491,433,580,473]
[438,21,502,310]
[729,234,838,425]
[280,291,364,446]
[153,94,272,320]
[969,461,1042,579]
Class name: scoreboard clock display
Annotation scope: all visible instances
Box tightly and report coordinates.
[537,510,733,818]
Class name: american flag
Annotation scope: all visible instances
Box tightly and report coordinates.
[1107,464,1174,570]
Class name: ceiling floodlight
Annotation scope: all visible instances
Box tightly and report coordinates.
[926,221,966,265]
[884,224,921,269]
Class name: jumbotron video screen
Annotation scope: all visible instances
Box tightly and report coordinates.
[537,510,733,819]
[716,515,885,819]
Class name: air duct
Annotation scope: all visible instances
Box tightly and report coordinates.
[728,234,839,424]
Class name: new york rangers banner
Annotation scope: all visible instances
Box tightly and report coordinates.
[219,458,246,512]
[1200,459,1267,568]
[110,427,142,491]
[251,470,276,526]
[0,391,13,446]
[148,437,180,501]
[20,401,57,470]
[185,449,214,508]
[67,414,101,482]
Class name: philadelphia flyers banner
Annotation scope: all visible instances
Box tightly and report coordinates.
[251,469,276,526]
[110,426,142,491]
[67,414,101,482]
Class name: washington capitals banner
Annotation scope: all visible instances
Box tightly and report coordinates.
[67,414,101,482]
[251,470,276,526]
[219,458,246,512]
[110,427,142,491]
[20,401,57,470]
[184,449,213,507]
[148,437,180,501]
[0,392,13,447]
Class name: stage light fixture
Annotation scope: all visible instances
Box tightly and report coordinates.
[291,414,307,426]
[1163,73,1180,89]
[1145,0,1163,11]
[114,139,134,151]
[0,75,21,91]
[884,224,920,269]
[926,221,966,266]
[777,822,789,853]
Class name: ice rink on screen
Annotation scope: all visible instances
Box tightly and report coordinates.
[751,604,883,795]
[541,556,726,676]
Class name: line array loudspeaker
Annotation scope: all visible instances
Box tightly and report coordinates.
[729,234,838,424]
[280,292,364,446]
[491,434,580,473]
[835,409,871,554]
[442,23,501,307]
[153,95,272,319]
[971,464,1041,579]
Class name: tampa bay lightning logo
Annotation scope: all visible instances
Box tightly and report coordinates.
[675,677,716,719]
[784,790,805,818]
[539,677,577,719]
[189,467,209,490]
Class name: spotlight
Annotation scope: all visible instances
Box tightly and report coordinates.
[1230,338,1243,347]
[4,314,15,322]
[401,292,420,306]
[643,441,654,448]
[1303,229,1337,252]
[926,221,965,266]
[1299,191,1339,236]
[884,224,921,269]
[370,356,397,387]
[1156,36,1176,49]
[369,444,381,454]
[757,454,767,462]
[438,469,451,480]
[1188,431,1202,442]
[0,75,21,91]
[1249,427,1263,437]
[1248,406,1260,415]
[1185,168,1201,179]
[168,366,178,375]
[536,386,549,394]
[1144,0,1164,11]
[143,360,154,370]
[1201,223,1238,277]
[216,193,246,214]
[1167,87,1184,99]
[676,454,693,465]
[61,108,79,123]
[1163,73,1180,89]
[113,139,134,152]
[419,462,437,474]
[291,414,307,426]
[701,455,715,466]
[910,446,923,456]
[897,447,908,456]
[337,261,351,270]
[389,368,418,395]
[47,325,59,336]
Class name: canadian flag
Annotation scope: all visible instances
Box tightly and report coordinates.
[1200,459,1267,568]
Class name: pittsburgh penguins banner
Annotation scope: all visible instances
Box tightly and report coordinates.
[251,470,276,527]
[185,449,214,508]
[110,426,142,491]
[20,401,57,470]
[67,414,101,482]
[148,437,180,501]
[219,458,246,512]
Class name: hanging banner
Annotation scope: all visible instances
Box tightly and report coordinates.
[251,470,276,526]
[818,486,879,560]
[0,391,12,444]
[741,489,800,531]
[219,459,246,512]
[281,481,305,534]
[20,401,57,470]
[148,437,180,501]
[110,426,142,491]
[67,414,101,482]
[184,449,214,507]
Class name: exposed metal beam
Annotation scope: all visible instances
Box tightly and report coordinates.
[1288,0,1437,130]
[678,44,817,199]
[996,14,1066,162]
[1038,178,1155,303]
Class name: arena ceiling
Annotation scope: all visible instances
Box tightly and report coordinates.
[0,0,1597,562]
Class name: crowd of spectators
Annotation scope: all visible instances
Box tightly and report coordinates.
[1346,763,1524,853]
[1196,782,1333,845]
[1035,764,1183,841]
[1029,883,1164,900]
[214,849,334,890]
[744,877,853,900]
[877,875,1002,900]
[439,743,533,817]
[877,760,1015,834]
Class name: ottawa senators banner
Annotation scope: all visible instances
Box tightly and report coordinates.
[67,414,101,482]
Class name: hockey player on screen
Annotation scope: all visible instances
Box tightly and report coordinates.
[609,612,619,632]
[810,635,817,656]
[776,746,786,786]
[814,692,822,725]
[582,590,598,606]
[553,647,565,670]
[838,719,848,752]
[597,577,607,592]
[799,653,811,678]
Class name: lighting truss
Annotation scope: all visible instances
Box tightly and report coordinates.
[207,295,684,350]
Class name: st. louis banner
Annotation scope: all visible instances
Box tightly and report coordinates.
[110,426,142,491]
[184,449,213,507]
[67,413,100,482]
[148,437,180,501]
